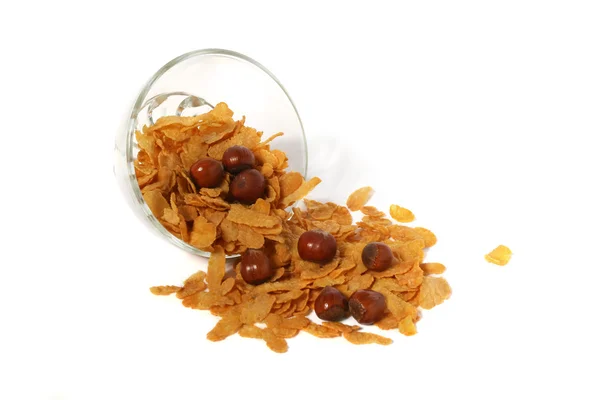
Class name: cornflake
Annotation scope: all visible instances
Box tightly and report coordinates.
[390,204,415,223]
[144,103,453,353]
[485,244,512,266]
[346,186,374,211]
[342,331,392,345]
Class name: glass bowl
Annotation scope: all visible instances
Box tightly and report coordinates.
[114,49,307,258]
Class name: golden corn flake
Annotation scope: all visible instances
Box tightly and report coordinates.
[143,190,170,219]
[204,210,227,226]
[485,244,512,266]
[368,261,414,278]
[300,259,339,280]
[220,219,238,242]
[418,276,452,310]
[360,206,385,217]
[182,291,234,310]
[240,294,276,324]
[292,291,309,310]
[238,324,265,340]
[322,322,362,334]
[220,277,236,296]
[239,325,289,353]
[414,227,437,247]
[266,313,309,331]
[347,274,374,292]
[342,331,392,346]
[420,262,446,275]
[346,186,374,211]
[207,246,225,292]
[226,204,280,228]
[281,315,311,330]
[264,313,284,328]
[237,224,265,249]
[380,288,418,321]
[269,267,285,282]
[390,204,415,223]
[303,322,341,338]
[279,172,304,200]
[206,309,242,342]
[263,328,289,352]
[304,199,335,220]
[395,263,424,288]
[162,208,180,225]
[331,206,353,226]
[274,289,304,303]
[280,177,322,207]
[251,279,309,294]
[251,198,271,214]
[395,240,425,263]
[190,217,217,249]
[398,316,417,336]
[374,313,399,330]
[177,270,207,298]
[371,278,412,293]
[149,285,181,296]
[311,275,345,288]
[271,327,300,339]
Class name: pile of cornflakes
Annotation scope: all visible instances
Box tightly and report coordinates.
[135,103,320,255]
[139,103,452,353]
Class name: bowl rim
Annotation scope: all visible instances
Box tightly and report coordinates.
[125,48,308,258]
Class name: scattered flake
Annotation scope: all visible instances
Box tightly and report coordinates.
[485,245,512,266]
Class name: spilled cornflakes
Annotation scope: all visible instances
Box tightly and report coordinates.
[143,103,454,353]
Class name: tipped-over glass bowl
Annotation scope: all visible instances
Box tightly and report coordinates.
[114,49,307,258]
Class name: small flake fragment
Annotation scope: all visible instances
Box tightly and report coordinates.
[485,245,512,266]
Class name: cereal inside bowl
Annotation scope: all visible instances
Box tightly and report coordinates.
[134,102,320,259]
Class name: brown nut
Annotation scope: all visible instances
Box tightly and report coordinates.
[314,286,348,322]
[222,145,256,174]
[240,249,273,285]
[190,158,225,188]
[349,289,386,325]
[361,242,398,271]
[230,169,266,204]
[297,230,337,263]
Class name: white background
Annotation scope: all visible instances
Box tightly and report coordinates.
[1,1,599,399]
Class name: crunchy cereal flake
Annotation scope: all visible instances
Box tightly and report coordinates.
[414,227,437,247]
[485,245,512,266]
[149,285,181,296]
[398,316,417,336]
[239,325,289,353]
[207,309,242,342]
[226,204,280,228]
[303,322,341,338]
[143,190,170,219]
[420,262,446,275]
[346,186,374,211]
[322,322,362,334]
[342,331,392,345]
[380,288,418,321]
[418,276,452,309]
[177,270,207,298]
[390,204,415,223]
[280,177,322,207]
[190,217,217,249]
[207,246,226,292]
[240,294,276,324]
